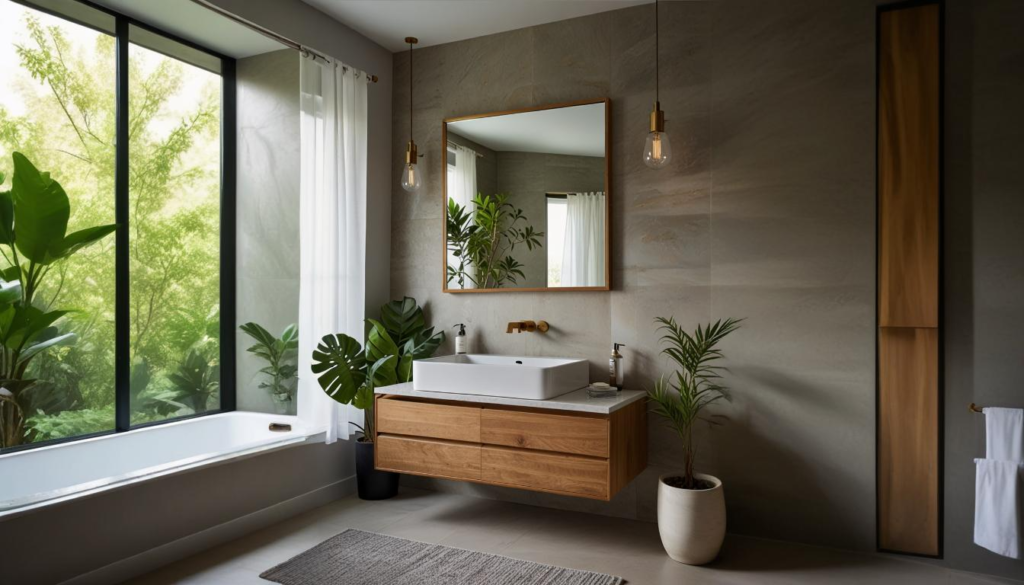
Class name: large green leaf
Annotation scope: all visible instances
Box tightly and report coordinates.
[367,355,398,389]
[0,279,21,306]
[240,321,276,350]
[18,331,75,364]
[3,306,67,349]
[280,324,298,347]
[310,333,366,406]
[0,190,14,246]
[380,297,425,348]
[60,224,117,258]
[403,326,446,361]
[353,385,374,411]
[11,152,69,264]
[397,353,413,383]
[365,319,399,364]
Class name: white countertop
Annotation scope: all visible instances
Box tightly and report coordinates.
[375,382,646,414]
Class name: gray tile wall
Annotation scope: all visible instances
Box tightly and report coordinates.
[390,0,1024,578]
[391,0,876,552]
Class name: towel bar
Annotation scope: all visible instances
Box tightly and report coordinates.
[969,403,984,413]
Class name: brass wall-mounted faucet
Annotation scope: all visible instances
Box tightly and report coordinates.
[506,320,549,334]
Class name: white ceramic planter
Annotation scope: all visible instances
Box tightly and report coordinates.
[657,473,725,565]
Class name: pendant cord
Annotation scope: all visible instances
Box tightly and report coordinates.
[655,0,660,104]
[405,41,409,144]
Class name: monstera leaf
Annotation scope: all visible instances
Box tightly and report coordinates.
[366,320,415,383]
[378,297,445,362]
[311,333,366,406]
[380,297,425,348]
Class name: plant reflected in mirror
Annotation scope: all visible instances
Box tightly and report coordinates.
[446,194,543,289]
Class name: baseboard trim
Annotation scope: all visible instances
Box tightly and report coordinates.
[61,474,356,585]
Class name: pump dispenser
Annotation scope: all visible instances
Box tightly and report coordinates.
[610,343,625,390]
[454,324,468,355]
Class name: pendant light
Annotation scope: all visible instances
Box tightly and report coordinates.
[643,0,671,169]
[400,36,422,192]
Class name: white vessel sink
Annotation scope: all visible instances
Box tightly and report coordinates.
[412,354,589,400]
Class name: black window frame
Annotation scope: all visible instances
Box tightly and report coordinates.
[1,0,236,453]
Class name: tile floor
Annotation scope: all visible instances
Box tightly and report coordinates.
[127,488,1016,585]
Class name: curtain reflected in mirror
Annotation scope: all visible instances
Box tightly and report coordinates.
[443,99,609,292]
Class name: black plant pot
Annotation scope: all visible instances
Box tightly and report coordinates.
[355,438,399,500]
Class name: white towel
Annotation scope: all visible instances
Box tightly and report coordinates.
[985,407,1024,462]
[975,459,1022,559]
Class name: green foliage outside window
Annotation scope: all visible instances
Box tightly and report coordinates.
[0,10,223,447]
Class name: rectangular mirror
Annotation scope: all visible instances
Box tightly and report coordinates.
[443,98,610,293]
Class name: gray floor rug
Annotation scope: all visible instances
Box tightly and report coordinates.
[260,529,624,585]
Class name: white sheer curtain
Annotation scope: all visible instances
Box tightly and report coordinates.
[297,54,368,444]
[561,192,606,287]
[447,143,477,289]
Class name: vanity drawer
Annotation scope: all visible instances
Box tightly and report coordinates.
[377,396,481,442]
[480,408,609,457]
[481,446,609,499]
[376,435,481,480]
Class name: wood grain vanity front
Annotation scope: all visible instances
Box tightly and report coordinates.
[374,393,646,500]
[480,408,608,457]
[481,446,609,499]
[376,435,481,481]
[376,396,481,443]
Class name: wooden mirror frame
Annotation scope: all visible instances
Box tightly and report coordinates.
[442,98,612,294]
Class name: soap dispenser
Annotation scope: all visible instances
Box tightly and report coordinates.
[609,343,625,390]
[454,324,469,355]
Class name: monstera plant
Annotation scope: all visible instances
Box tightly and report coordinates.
[0,153,117,448]
[311,297,445,441]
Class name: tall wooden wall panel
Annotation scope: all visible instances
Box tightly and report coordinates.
[877,1,942,557]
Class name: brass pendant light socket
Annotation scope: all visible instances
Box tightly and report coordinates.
[405,37,419,45]
[649,101,666,133]
[405,140,418,165]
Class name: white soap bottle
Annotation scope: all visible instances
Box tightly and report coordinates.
[454,324,469,355]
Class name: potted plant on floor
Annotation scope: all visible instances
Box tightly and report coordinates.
[311,297,444,500]
[647,316,742,565]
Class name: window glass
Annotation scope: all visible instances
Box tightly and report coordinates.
[546,197,567,287]
[0,0,116,447]
[128,26,222,424]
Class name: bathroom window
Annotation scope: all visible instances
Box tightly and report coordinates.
[546,196,567,287]
[0,0,235,451]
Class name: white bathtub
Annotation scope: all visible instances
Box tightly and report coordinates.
[0,412,320,519]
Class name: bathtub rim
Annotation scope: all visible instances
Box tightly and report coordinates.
[0,411,326,522]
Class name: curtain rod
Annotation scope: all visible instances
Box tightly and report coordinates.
[189,0,379,83]
[447,141,485,158]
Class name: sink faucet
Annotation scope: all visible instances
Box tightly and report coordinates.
[506,320,549,334]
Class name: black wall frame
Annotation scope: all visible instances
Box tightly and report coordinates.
[2,0,237,450]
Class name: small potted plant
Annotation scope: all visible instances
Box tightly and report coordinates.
[240,322,299,413]
[647,316,741,565]
[311,297,444,500]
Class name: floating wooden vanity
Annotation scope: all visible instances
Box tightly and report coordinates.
[373,383,647,501]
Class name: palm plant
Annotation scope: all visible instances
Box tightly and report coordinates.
[240,322,298,405]
[446,194,543,289]
[311,297,444,441]
[648,316,742,489]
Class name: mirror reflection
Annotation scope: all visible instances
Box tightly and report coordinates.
[444,100,609,291]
